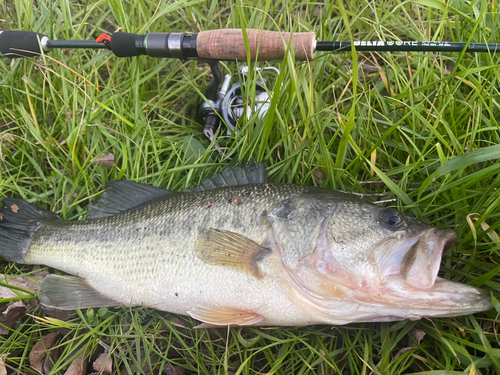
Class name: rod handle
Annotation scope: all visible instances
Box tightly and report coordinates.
[196,29,315,61]
[0,31,48,58]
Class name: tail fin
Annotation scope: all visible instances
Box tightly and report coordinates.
[0,198,60,264]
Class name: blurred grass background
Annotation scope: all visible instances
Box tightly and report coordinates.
[0,0,500,374]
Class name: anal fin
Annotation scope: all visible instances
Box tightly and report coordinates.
[188,305,264,328]
[38,275,120,310]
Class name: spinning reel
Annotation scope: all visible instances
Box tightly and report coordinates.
[197,61,279,141]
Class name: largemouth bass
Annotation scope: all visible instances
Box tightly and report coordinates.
[0,164,492,326]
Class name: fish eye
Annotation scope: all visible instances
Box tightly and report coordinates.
[379,209,406,230]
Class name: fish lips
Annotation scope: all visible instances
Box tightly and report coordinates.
[378,228,456,290]
[378,229,492,315]
[399,228,456,289]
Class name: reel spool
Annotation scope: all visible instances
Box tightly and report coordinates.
[197,63,279,141]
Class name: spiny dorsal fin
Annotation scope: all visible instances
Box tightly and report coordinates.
[189,162,267,192]
[194,229,271,279]
[88,180,178,219]
[188,304,264,328]
[38,275,120,310]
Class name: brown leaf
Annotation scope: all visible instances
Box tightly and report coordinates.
[0,133,16,160]
[29,332,60,373]
[92,353,112,374]
[91,152,115,168]
[63,352,88,375]
[163,364,185,375]
[0,287,17,300]
[393,329,427,360]
[41,305,76,321]
[0,353,8,375]
[411,328,425,345]
[0,270,49,299]
[10,204,19,213]
[313,168,326,180]
[1,301,26,328]
[31,267,50,282]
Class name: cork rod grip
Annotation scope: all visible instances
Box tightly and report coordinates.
[196,29,315,61]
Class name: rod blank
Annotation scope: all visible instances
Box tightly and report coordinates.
[46,40,106,49]
[316,40,500,53]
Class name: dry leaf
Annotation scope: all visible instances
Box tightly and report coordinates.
[63,352,88,375]
[370,149,377,176]
[313,168,326,180]
[0,270,49,299]
[0,133,16,160]
[393,329,426,360]
[29,332,60,373]
[1,300,26,328]
[41,305,76,321]
[0,133,15,144]
[411,329,425,345]
[92,152,115,168]
[92,353,113,374]
[163,364,185,375]
[1,272,42,333]
[0,353,8,375]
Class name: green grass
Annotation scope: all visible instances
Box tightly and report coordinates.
[1,0,500,374]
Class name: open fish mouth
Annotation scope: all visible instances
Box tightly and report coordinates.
[378,228,457,290]
[378,228,492,315]
[399,229,456,289]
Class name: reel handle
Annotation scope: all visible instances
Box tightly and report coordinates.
[196,29,315,61]
[0,31,48,58]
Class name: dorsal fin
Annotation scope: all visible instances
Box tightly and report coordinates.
[189,162,267,192]
[88,180,178,219]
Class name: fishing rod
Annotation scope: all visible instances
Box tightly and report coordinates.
[2,29,499,142]
[1,29,500,60]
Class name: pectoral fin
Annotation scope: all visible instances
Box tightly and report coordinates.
[194,229,271,278]
[188,305,264,328]
[38,275,120,310]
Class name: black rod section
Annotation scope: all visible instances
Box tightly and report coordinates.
[316,41,500,53]
[46,40,106,49]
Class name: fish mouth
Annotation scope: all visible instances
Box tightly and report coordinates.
[378,228,456,289]
[378,228,492,316]
[399,229,456,289]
